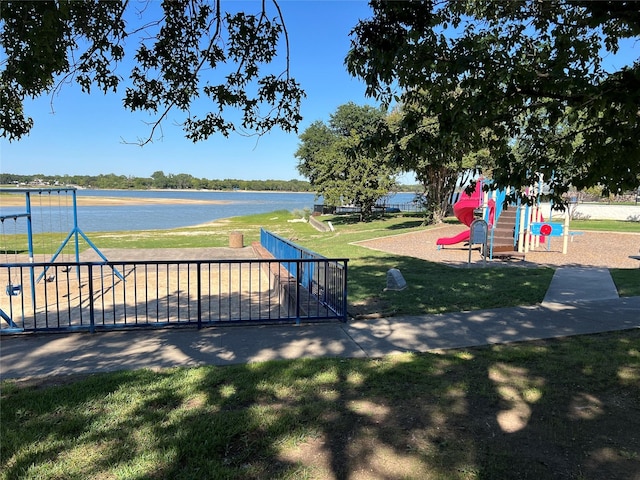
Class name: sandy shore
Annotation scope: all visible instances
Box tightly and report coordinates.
[0,194,232,207]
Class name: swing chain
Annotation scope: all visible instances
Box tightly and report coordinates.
[2,217,22,296]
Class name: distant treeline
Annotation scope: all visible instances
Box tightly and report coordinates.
[0,171,419,193]
[1,172,312,191]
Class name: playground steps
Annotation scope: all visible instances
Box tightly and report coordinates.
[492,251,526,261]
[492,207,518,253]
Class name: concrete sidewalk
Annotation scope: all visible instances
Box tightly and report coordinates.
[542,267,620,304]
[1,268,639,380]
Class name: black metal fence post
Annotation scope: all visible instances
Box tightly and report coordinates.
[88,264,95,333]
[342,260,349,322]
[296,260,301,325]
[197,263,202,329]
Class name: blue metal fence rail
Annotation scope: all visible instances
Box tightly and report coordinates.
[1,255,348,334]
[260,228,317,287]
[259,229,348,321]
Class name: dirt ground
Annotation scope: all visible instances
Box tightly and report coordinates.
[354,224,640,269]
[0,247,282,331]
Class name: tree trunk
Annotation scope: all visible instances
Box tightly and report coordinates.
[418,166,457,225]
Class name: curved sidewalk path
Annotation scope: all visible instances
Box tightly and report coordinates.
[1,268,638,381]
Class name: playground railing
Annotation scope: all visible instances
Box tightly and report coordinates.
[0,256,348,334]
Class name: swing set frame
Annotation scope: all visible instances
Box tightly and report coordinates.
[1,187,125,328]
[0,187,124,282]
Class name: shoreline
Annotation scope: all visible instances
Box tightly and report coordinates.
[0,194,234,207]
[0,188,317,208]
[0,190,319,231]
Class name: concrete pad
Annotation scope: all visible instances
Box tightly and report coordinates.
[347,297,640,356]
[543,267,619,305]
[0,324,367,379]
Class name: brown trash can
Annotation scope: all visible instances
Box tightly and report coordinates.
[229,231,244,248]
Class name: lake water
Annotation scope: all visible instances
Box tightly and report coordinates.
[1,190,417,233]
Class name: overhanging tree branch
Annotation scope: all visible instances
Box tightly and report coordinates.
[346,0,640,203]
[0,0,304,143]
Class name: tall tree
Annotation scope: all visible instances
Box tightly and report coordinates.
[1,0,304,144]
[296,102,399,221]
[346,0,640,204]
[379,90,493,224]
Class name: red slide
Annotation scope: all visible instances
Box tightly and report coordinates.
[436,183,483,247]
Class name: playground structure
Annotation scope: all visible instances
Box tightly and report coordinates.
[0,187,120,271]
[437,177,572,259]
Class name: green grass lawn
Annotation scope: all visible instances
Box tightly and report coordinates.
[570,218,640,233]
[611,269,640,297]
[2,330,639,479]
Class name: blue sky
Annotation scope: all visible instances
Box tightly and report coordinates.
[1,1,377,181]
[1,1,637,182]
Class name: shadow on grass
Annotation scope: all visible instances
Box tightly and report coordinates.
[346,254,554,317]
[2,330,639,479]
[323,213,425,229]
[383,218,426,230]
[0,248,29,256]
[610,269,640,297]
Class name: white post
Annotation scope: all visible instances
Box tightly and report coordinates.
[562,209,569,254]
[529,205,537,251]
[482,187,489,223]
[518,206,526,253]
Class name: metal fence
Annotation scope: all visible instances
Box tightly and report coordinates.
[259,230,349,322]
[314,202,424,215]
[1,251,348,334]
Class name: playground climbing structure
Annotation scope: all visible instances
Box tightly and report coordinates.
[437,177,573,259]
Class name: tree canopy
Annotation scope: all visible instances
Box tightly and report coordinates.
[0,0,304,144]
[4,0,639,203]
[295,102,399,220]
[346,0,640,204]
[384,91,493,223]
